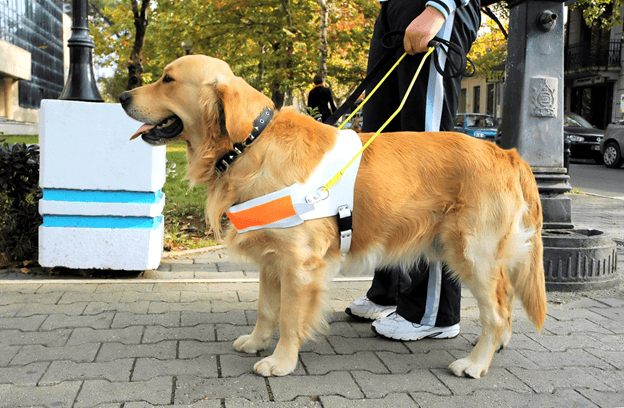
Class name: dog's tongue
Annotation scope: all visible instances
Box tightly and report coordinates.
[130,124,154,140]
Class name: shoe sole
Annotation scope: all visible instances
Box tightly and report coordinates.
[345,307,396,321]
[371,325,460,341]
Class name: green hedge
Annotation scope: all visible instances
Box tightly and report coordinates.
[0,138,42,266]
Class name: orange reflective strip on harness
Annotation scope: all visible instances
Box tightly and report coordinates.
[226,195,297,231]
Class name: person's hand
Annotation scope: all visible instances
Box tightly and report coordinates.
[404,6,446,55]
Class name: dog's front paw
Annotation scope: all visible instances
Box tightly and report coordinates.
[449,358,488,379]
[233,334,272,353]
[253,355,297,377]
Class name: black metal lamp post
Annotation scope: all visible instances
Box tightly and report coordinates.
[59,0,104,102]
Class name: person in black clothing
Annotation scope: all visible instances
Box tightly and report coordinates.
[345,0,481,341]
[307,75,337,122]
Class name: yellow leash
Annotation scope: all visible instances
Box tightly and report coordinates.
[323,47,436,192]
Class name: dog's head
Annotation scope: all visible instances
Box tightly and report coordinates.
[119,55,274,158]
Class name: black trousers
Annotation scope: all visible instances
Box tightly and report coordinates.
[361,0,480,327]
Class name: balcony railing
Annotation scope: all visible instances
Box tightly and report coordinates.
[565,40,622,71]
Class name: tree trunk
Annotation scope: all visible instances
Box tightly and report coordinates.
[317,0,329,79]
[127,0,150,90]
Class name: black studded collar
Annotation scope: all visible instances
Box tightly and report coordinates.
[215,107,274,174]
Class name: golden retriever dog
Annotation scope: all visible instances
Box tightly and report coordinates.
[119,55,546,379]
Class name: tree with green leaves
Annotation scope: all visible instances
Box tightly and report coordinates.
[92,0,378,105]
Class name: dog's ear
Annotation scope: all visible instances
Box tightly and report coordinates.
[216,75,274,142]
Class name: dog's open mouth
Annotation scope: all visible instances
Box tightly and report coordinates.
[130,115,184,145]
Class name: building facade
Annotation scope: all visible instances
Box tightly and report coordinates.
[461,6,624,132]
[564,6,623,130]
[0,0,66,128]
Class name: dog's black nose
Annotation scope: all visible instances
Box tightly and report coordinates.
[119,91,131,107]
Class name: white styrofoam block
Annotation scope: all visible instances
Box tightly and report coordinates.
[39,195,165,217]
[39,100,166,192]
[39,222,164,271]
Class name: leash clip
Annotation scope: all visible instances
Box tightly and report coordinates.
[305,186,330,204]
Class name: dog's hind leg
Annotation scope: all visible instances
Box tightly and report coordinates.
[233,269,280,354]
[449,267,510,379]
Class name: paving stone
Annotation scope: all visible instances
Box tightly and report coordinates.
[0,346,20,366]
[410,389,599,408]
[403,334,474,353]
[40,359,134,384]
[376,350,459,373]
[169,263,218,272]
[0,381,81,408]
[0,292,62,306]
[225,396,322,407]
[149,301,210,314]
[41,312,115,330]
[118,290,181,303]
[546,306,611,322]
[181,310,246,326]
[16,302,87,317]
[585,349,624,370]
[352,369,449,398]
[432,367,533,395]
[578,389,624,408]
[525,332,618,353]
[320,393,417,408]
[11,343,99,365]
[0,303,23,318]
[174,374,269,404]
[0,362,48,385]
[300,351,388,375]
[94,283,156,293]
[542,317,614,335]
[85,301,150,315]
[143,324,215,343]
[133,355,218,381]
[327,335,410,354]
[0,283,42,293]
[152,282,210,292]
[179,340,243,359]
[181,290,238,303]
[507,367,614,393]
[0,314,46,330]
[96,341,177,362]
[269,371,364,401]
[216,323,254,342]
[111,311,181,328]
[0,328,71,347]
[589,306,624,321]
[584,367,624,392]
[211,301,257,313]
[517,348,615,370]
[125,401,219,408]
[327,321,360,337]
[67,326,144,345]
[59,291,122,304]
[35,283,97,293]
[75,376,173,407]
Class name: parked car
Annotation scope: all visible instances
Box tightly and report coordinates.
[454,113,498,141]
[601,123,624,168]
[564,111,604,163]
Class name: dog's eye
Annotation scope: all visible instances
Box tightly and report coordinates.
[162,75,174,83]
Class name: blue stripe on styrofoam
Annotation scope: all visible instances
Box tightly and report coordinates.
[42,189,163,204]
[42,215,164,229]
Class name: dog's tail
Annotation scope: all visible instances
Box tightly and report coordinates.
[511,158,547,332]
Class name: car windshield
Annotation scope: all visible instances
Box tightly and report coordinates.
[564,112,593,128]
[465,115,496,128]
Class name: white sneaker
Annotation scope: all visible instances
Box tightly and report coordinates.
[372,312,460,341]
[345,296,397,320]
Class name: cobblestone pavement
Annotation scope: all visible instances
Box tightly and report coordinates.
[0,193,622,407]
